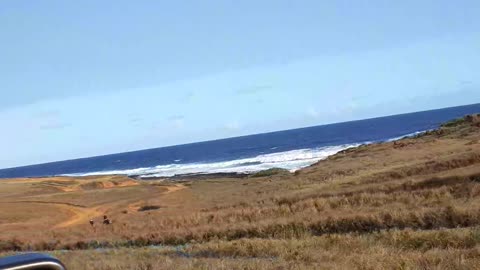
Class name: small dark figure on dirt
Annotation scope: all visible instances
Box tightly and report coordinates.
[103,215,112,225]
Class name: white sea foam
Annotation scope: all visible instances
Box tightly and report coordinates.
[63,130,428,179]
[63,143,361,178]
[385,130,431,142]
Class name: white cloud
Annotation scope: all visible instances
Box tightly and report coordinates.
[38,122,71,130]
[306,107,320,118]
[235,84,273,95]
[172,119,185,129]
[224,121,241,131]
[180,91,197,103]
[29,109,72,131]
[168,115,185,129]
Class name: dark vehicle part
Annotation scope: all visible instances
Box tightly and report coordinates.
[0,253,66,270]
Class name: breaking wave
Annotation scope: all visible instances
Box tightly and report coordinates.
[64,143,361,178]
[385,130,431,142]
[62,129,434,179]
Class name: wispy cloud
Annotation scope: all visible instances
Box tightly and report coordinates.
[460,80,473,86]
[39,122,71,130]
[224,120,241,132]
[235,84,273,95]
[168,115,185,129]
[34,110,62,118]
[129,117,142,123]
[256,98,265,104]
[32,109,71,131]
[168,115,185,121]
[128,117,143,126]
[306,107,320,118]
[179,91,197,103]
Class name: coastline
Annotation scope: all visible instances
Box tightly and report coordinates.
[1,129,430,182]
[3,104,480,179]
[1,114,480,269]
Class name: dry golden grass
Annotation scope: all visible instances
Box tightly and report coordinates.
[3,227,480,269]
[2,114,480,269]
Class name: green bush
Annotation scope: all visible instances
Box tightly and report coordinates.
[441,117,466,128]
[251,168,290,178]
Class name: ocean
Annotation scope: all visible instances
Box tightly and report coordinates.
[1,104,479,179]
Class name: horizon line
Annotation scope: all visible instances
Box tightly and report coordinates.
[1,102,478,171]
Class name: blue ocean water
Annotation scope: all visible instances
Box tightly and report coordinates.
[1,104,479,179]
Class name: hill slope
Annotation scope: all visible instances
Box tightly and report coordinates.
[1,114,480,269]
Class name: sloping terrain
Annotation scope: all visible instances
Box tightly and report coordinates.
[1,114,480,269]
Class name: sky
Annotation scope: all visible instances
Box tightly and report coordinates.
[0,0,480,168]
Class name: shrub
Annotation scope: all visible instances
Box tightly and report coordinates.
[138,205,162,212]
[251,168,290,178]
[441,117,466,128]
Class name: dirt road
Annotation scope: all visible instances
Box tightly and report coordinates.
[55,183,187,228]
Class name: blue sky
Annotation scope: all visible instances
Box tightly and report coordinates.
[1,1,479,168]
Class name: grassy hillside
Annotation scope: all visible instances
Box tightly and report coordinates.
[1,114,480,269]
